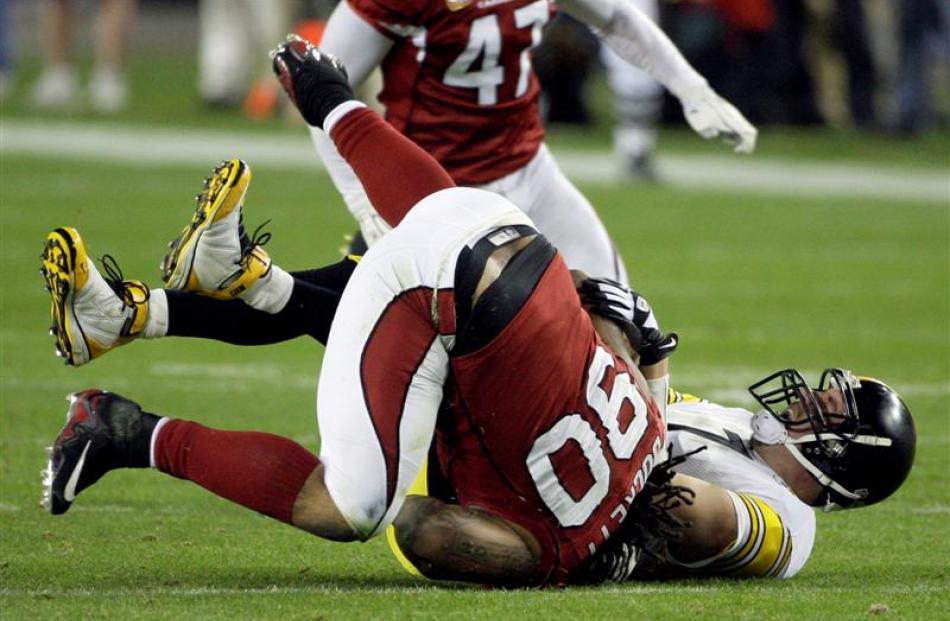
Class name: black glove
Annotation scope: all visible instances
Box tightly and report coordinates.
[270,35,354,129]
[578,276,678,365]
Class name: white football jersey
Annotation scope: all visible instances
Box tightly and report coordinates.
[666,392,816,578]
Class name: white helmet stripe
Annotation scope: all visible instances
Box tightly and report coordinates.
[788,432,892,447]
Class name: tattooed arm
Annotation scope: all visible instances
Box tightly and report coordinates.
[393,496,541,587]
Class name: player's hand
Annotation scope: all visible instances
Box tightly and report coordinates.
[578,277,678,365]
[679,85,757,154]
[270,34,354,129]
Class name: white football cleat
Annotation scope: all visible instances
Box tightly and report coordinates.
[41,227,149,366]
[161,159,273,299]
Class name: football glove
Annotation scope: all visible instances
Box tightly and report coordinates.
[679,84,757,154]
[270,34,353,129]
[578,277,678,365]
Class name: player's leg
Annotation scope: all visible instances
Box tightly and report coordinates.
[163,272,345,345]
[158,157,359,344]
[43,387,357,540]
[272,37,455,229]
[39,227,352,362]
[160,158,292,311]
[602,0,663,180]
[163,256,360,346]
[482,144,629,285]
[41,158,361,363]
[316,185,534,541]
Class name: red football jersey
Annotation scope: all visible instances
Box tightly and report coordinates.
[437,252,666,585]
[348,0,554,185]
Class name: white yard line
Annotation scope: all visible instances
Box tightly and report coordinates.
[2,120,947,203]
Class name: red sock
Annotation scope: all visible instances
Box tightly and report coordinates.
[330,107,455,227]
[153,420,318,524]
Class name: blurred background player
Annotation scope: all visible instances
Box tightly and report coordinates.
[599,0,663,181]
[197,0,293,114]
[0,0,11,100]
[307,0,757,285]
[29,0,136,113]
[895,0,949,134]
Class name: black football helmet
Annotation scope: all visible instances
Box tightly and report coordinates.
[749,368,916,510]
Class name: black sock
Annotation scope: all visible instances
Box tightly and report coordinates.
[166,281,337,345]
[290,256,358,293]
[165,258,357,346]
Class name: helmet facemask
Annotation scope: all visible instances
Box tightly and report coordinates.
[748,368,879,510]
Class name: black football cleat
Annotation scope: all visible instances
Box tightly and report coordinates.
[43,389,158,515]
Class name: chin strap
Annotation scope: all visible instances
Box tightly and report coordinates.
[751,410,890,508]
[781,442,865,503]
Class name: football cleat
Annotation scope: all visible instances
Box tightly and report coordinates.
[160,158,272,299]
[43,389,157,515]
[40,228,149,366]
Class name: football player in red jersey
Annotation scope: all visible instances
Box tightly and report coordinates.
[309,0,757,285]
[40,40,684,587]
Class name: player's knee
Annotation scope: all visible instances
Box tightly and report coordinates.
[291,464,367,542]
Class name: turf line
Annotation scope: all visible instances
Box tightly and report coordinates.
[2,120,946,203]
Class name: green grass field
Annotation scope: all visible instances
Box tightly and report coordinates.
[2,55,949,620]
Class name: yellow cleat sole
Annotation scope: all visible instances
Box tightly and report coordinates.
[40,227,90,366]
[161,159,252,290]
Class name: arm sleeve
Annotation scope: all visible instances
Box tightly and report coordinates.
[560,0,707,99]
[319,1,394,88]
[326,105,455,227]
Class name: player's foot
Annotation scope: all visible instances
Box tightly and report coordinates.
[43,389,158,515]
[161,159,272,299]
[624,153,661,184]
[30,65,78,110]
[41,227,150,366]
[88,67,128,114]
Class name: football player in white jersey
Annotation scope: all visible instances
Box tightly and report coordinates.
[560,278,918,582]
